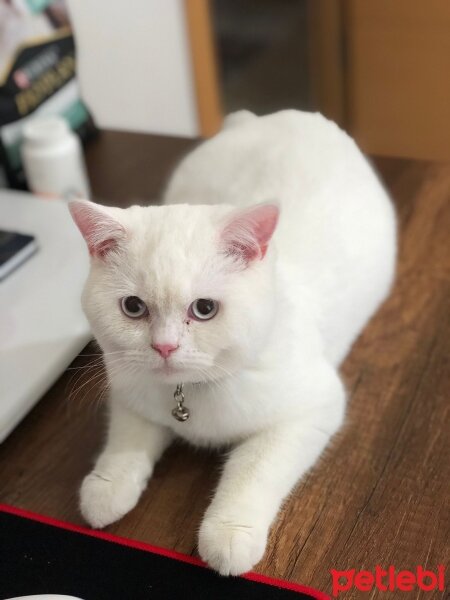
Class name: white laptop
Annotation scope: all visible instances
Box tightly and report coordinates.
[0,190,91,443]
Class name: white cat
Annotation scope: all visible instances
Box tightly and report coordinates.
[70,110,396,576]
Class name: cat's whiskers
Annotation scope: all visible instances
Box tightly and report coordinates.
[68,369,107,412]
[67,354,133,408]
[65,360,105,399]
[75,360,144,417]
[65,350,144,396]
[182,358,239,396]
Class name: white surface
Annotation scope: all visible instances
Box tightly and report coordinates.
[7,596,84,599]
[67,0,199,137]
[0,190,91,443]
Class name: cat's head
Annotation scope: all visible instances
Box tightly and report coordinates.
[70,200,279,385]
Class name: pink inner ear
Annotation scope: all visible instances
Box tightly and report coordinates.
[222,203,279,263]
[69,200,125,258]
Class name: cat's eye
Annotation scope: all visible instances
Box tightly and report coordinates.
[120,296,148,318]
[189,298,219,321]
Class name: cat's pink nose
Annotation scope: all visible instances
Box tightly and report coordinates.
[151,343,179,359]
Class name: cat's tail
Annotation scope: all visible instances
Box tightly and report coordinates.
[223,110,257,130]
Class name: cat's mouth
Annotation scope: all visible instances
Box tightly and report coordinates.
[153,364,178,375]
[150,362,210,385]
[151,362,192,382]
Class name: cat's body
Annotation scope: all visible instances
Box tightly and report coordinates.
[70,110,396,576]
[165,110,396,367]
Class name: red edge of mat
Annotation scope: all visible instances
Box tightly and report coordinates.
[0,503,330,600]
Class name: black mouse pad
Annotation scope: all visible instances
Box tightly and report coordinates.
[0,504,328,599]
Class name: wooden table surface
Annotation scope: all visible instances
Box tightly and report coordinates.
[1,131,448,599]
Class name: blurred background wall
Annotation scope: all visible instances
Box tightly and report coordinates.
[67,0,199,137]
[1,0,449,191]
[65,0,450,161]
[211,0,450,160]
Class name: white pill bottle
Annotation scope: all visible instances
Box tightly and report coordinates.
[21,116,90,200]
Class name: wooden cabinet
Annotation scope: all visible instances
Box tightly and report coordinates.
[309,0,450,160]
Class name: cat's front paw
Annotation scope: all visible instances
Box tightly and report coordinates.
[198,512,267,576]
[79,468,148,529]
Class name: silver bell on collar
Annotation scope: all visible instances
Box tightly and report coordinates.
[172,383,189,422]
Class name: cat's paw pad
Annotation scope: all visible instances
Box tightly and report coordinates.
[198,514,267,576]
[79,469,146,529]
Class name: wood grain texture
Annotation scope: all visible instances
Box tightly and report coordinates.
[0,132,448,598]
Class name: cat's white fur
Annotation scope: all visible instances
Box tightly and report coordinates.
[70,110,396,576]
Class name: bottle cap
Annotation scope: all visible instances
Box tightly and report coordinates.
[23,116,71,147]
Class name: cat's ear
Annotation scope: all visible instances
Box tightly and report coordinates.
[69,199,126,258]
[221,203,279,264]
